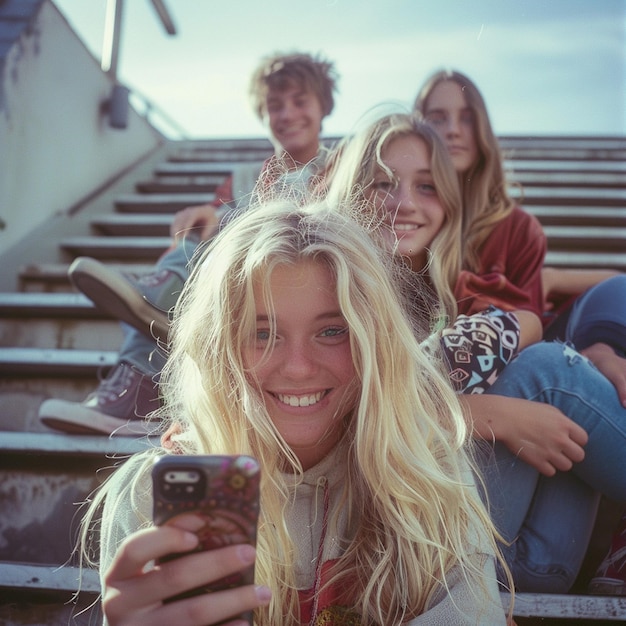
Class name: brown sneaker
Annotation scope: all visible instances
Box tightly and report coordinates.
[38,362,161,436]
[69,257,181,340]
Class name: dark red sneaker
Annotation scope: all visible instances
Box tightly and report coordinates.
[588,511,626,595]
[38,362,161,436]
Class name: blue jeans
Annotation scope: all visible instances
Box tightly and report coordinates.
[118,237,200,375]
[567,274,626,356]
[478,341,626,592]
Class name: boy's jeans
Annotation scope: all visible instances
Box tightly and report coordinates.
[118,237,200,375]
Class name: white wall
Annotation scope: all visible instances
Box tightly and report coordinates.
[0,0,163,254]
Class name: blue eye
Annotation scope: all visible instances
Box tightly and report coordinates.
[374,180,393,192]
[321,326,349,339]
[256,329,271,342]
[418,183,437,195]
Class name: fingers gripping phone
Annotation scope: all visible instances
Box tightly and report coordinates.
[152,455,261,619]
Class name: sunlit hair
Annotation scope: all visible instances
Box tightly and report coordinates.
[163,201,502,624]
[322,113,462,322]
[249,51,339,120]
[415,69,515,271]
[81,200,508,625]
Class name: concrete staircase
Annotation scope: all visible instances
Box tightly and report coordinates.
[0,135,625,625]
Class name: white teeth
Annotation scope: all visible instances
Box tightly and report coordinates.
[394,223,419,231]
[277,391,324,407]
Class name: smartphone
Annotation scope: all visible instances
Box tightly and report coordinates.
[151,455,261,618]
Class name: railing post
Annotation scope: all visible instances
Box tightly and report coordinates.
[99,0,177,130]
[102,0,124,79]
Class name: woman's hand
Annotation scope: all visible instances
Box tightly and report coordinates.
[462,394,588,477]
[102,514,271,626]
[170,204,220,242]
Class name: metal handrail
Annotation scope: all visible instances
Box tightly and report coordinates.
[101,0,181,134]
[129,87,189,139]
[102,0,177,78]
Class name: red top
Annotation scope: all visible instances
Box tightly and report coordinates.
[211,173,234,208]
[454,206,547,318]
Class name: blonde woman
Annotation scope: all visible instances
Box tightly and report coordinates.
[84,201,508,625]
[322,113,626,594]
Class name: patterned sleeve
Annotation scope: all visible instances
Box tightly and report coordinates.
[440,307,521,394]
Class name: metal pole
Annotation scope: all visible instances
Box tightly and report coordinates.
[101,0,124,78]
[149,0,177,35]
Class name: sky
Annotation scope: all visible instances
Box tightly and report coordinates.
[53,0,626,140]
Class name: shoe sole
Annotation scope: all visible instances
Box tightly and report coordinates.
[588,576,626,595]
[69,257,170,340]
[39,398,160,437]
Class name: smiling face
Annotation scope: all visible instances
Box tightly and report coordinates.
[264,84,324,166]
[422,80,479,175]
[244,260,356,470]
[368,135,446,272]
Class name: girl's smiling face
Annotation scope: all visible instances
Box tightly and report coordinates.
[369,134,446,272]
[244,260,356,470]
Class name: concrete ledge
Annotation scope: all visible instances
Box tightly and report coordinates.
[0,430,158,457]
[501,591,626,620]
[0,563,100,595]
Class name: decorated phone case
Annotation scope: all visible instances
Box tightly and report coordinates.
[152,455,261,619]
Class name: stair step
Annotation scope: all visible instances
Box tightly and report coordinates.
[545,250,626,271]
[0,430,156,456]
[58,226,626,263]
[60,236,170,260]
[0,432,155,600]
[0,563,101,625]
[115,192,214,213]
[154,159,239,180]
[0,348,117,376]
[511,186,626,206]
[511,170,626,188]
[527,205,626,227]
[502,147,626,161]
[544,226,626,252]
[18,262,153,288]
[500,591,626,620]
[0,292,101,318]
[506,159,626,173]
[171,136,272,151]
[136,174,224,193]
[499,136,626,148]
[168,150,273,163]
[92,213,173,236]
[0,562,99,595]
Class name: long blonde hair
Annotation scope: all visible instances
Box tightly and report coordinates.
[415,70,515,272]
[161,201,502,624]
[322,113,462,322]
[81,201,507,625]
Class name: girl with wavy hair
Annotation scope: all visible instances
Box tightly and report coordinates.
[415,71,626,593]
[322,112,626,594]
[83,200,508,625]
